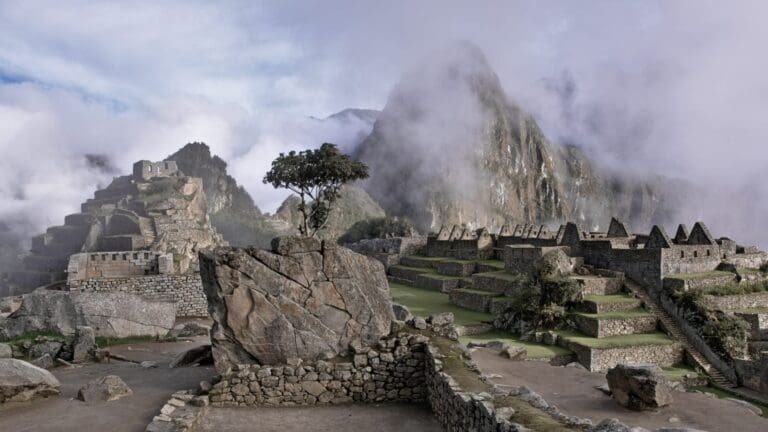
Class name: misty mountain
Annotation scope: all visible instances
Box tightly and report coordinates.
[355,42,683,233]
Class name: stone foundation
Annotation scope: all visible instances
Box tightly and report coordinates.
[563,341,684,372]
[703,292,768,311]
[436,260,477,277]
[571,314,658,338]
[69,274,207,317]
[449,289,498,313]
[209,333,428,406]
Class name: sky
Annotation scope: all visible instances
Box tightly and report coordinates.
[1,0,767,246]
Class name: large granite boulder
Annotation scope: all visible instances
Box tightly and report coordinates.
[606,363,673,411]
[0,291,175,339]
[200,237,393,369]
[0,358,61,403]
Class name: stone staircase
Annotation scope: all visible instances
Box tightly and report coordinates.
[138,216,157,248]
[623,279,736,389]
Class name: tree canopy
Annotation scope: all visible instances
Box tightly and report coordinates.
[263,143,369,237]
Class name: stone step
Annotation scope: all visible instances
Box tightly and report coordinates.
[412,273,462,293]
[570,275,623,295]
[573,294,643,314]
[399,256,441,269]
[471,271,528,295]
[570,309,658,338]
[435,259,477,277]
[448,289,500,313]
[555,331,684,372]
[388,265,433,281]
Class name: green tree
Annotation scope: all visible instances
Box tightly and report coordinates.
[263,143,369,237]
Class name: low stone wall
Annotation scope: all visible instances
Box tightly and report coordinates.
[209,333,429,406]
[449,289,496,313]
[735,311,768,340]
[436,260,476,276]
[703,292,768,311]
[472,273,522,295]
[571,314,658,338]
[562,340,683,372]
[345,236,427,270]
[68,274,207,317]
[662,273,737,292]
[415,274,459,292]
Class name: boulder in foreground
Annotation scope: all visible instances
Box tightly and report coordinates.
[77,375,133,403]
[0,358,61,403]
[200,237,393,369]
[606,363,673,411]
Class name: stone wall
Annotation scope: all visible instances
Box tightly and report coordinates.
[571,314,658,338]
[68,274,206,317]
[564,341,683,372]
[662,273,738,292]
[67,251,173,282]
[344,236,427,269]
[703,292,768,311]
[661,246,722,275]
[729,252,768,269]
[209,332,429,406]
[581,245,663,290]
[133,160,180,181]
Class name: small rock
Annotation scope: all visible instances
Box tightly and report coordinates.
[606,363,673,411]
[160,404,175,416]
[72,326,96,363]
[77,375,133,403]
[428,312,454,327]
[31,354,54,369]
[198,380,212,394]
[412,317,428,330]
[0,343,12,359]
[29,341,62,360]
[500,345,527,360]
[169,344,212,368]
[566,361,587,370]
[495,406,516,420]
[668,416,680,423]
[392,303,412,321]
[590,418,633,432]
[140,361,158,369]
[595,383,612,396]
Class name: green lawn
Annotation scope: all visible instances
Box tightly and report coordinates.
[389,282,493,326]
[571,308,654,321]
[582,294,639,304]
[555,330,676,349]
[460,330,572,359]
[476,259,505,269]
[404,255,446,262]
[390,264,435,274]
[453,288,500,297]
[662,364,699,381]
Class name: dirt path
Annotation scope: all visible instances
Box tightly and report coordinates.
[198,404,441,432]
[472,348,768,432]
[0,338,214,432]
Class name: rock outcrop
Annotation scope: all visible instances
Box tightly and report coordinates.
[0,358,61,403]
[606,363,673,411]
[199,237,393,370]
[0,291,175,339]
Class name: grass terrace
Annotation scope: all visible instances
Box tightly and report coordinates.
[662,365,699,382]
[460,330,572,359]
[555,330,676,349]
[698,280,768,296]
[570,308,654,321]
[474,270,527,282]
[664,271,734,281]
[582,294,639,305]
[389,282,492,326]
[476,259,505,269]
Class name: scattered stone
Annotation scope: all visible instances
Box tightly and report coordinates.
[595,383,612,396]
[668,416,680,423]
[0,358,61,403]
[77,375,133,403]
[29,341,63,360]
[72,326,96,363]
[31,354,54,370]
[606,363,673,411]
[412,317,428,330]
[392,303,412,322]
[169,344,213,368]
[590,418,634,432]
[428,312,454,327]
[140,361,158,369]
[467,340,509,351]
[566,361,587,370]
[0,343,11,359]
[500,345,527,360]
[168,322,210,339]
[198,380,212,394]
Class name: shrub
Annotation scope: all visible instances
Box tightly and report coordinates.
[671,290,749,359]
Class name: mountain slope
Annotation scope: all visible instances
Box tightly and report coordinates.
[355,42,678,232]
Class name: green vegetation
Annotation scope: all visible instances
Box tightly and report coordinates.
[138,177,185,205]
[337,216,416,244]
[697,280,768,297]
[0,330,65,343]
[453,288,499,297]
[662,365,699,381]
[460,330,572,359]
[555,330,676,349]
[671,290,749,358]
[475,270,528,282]
[390,264,434,274]
[404,255,445,262]
[571,308,653,321]
[476,259,505,269]
[389,282,492,326]
[263,143,369,237]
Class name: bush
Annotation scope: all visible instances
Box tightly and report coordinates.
[671,290,749,359]
[760,262,768,273]
[699,280,768,296]
[496,274,576,331]
[337,216,418,244]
